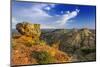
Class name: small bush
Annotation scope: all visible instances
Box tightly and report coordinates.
[12,41,17,49]
[39,40,46,46]
[81,48,96,54]
[12,44,16,49]
[31,51,56,64]
[26,40,38,47]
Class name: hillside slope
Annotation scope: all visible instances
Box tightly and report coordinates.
[11,22,71,66]
[41,28,96,62]
[12,35,71,66]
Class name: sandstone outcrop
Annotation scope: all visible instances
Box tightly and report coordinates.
[16,22,41,38]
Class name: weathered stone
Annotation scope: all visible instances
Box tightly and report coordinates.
[79,28,92,37]
[16,22,41,38]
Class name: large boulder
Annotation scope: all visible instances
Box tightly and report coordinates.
[16,22,41,38]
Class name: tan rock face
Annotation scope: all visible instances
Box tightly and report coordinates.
[16,22,41,38]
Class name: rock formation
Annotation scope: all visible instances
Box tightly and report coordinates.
[16,22,41,38]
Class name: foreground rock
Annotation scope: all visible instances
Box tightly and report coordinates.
[16,22,41,38]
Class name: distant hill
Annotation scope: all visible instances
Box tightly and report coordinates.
[40,28,96,62]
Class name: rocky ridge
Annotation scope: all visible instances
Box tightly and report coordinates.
[12,22,71,66]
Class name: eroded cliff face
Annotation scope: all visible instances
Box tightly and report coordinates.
[40,28,96,62]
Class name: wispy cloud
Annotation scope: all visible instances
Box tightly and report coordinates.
[56,9,80,25]
[12,17,18,29]
[12,3,80,29]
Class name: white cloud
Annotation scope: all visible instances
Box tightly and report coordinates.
[12,17,17,23]
[44,6,51,10]
[49,4,56,7]
[41,24,56,29]
[56,9,80,25]
[12,17,22,29]
[66,11,70,14]
[44,4,55,10]
[13,3,80,29]
[19,4,51,18]
[12,17,18,29]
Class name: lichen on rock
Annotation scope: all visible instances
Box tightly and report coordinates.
[16,22,41,38]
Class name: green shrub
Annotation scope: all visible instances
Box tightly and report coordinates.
[81,48,96,54]
[12,42,17,49]
[26,40,40,47]
[39,40,46,46]
[31,51,56,64]
[12,44,16,49]
[25,39,47,47]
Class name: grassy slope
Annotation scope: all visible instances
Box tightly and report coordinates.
[12,35,71,66]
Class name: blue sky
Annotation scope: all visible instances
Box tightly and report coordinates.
[12,0,96,29]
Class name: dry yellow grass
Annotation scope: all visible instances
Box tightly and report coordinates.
[12,35,71,66]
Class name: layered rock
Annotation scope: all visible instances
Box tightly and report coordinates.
[16,22,41,38]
